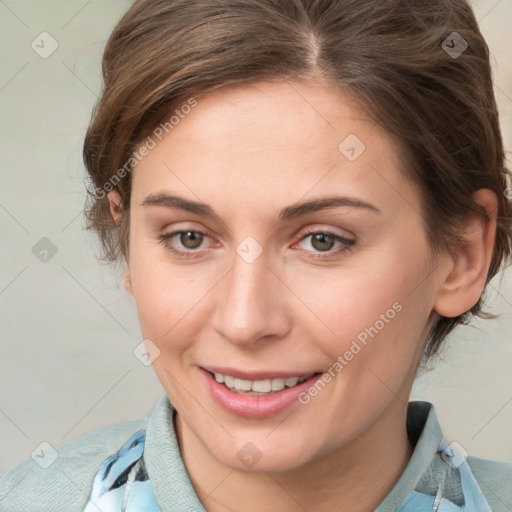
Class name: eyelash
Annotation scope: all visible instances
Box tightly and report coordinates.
[159,230,212,259]
[158,229,355,260]
[296,229,355,259]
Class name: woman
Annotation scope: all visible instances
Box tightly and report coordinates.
[1,0,510,510]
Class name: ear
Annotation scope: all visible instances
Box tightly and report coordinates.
[433,189,498,318]
[123,267,133,296]
[107,190,133,296]
[107,190,123,223]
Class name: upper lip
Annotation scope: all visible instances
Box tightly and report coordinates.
[202,366,319,381]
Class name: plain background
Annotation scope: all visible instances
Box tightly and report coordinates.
[0,0,511,474]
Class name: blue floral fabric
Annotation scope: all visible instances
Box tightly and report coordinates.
[81,429,492,512]
[396,453,492,511]
[82,430,161,512]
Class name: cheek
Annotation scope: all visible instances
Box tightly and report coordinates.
[293,264,430,435]
[132,275,205,345]
[128,243,224,358]
[293,249,433,370]
[128,243,189,340]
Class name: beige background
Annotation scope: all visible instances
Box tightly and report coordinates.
[0,0,511,474]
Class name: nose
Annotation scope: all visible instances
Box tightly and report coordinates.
[210,246,292,348]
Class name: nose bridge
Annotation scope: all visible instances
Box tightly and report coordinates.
[212,242,288,345]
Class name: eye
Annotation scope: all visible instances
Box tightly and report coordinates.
[295,230,355,259]
[159,229,212,258]
[158,228,355,260]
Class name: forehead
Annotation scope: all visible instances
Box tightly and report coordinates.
[130,80,417,219]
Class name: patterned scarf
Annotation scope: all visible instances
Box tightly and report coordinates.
[81,430,492,512]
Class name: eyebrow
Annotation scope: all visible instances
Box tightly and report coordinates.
[140,192,381,221]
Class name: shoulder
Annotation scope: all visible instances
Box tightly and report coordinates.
[466,455,512,512]
[0,417,148,512]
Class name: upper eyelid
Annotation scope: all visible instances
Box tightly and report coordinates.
[294,231,355,252]
[161,220,354,236]
[161,225,353,239]
[298,226,355,239]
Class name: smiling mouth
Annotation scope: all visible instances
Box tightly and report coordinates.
[205,370,321,396]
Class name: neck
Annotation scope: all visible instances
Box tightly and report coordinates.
[174,400,414,512]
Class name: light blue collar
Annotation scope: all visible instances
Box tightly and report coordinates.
[396,439,492,511]
[81,397,492,512]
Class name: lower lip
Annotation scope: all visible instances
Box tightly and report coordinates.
[201,368,322,419]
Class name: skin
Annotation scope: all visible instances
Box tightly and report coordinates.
[108,80,497,512]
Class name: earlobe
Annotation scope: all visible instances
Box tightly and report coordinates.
[108,190,132,295]
[123,267,134,296]
[107,190,123,223]
[434,189,498,318]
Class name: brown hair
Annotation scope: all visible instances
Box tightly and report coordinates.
[83,0,512,364]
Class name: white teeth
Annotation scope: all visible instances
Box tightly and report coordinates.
[284,377,299,387]
[213,372,310,394]
[252,379,272,393]
[234,378,252,391]
[271,378,285,391]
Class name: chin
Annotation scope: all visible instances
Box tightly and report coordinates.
[207,436,317,474]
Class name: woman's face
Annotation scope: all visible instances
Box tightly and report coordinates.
[124,80,445,472]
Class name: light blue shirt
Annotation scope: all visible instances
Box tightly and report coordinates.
[1,394,510,511]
